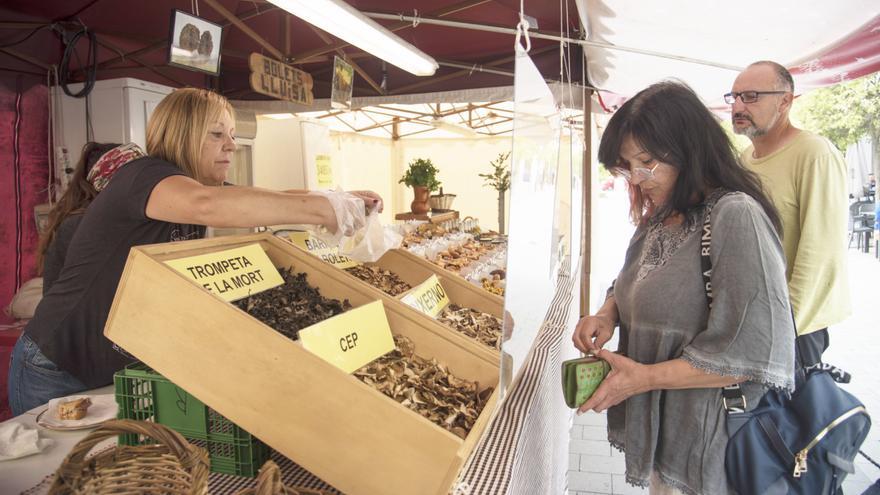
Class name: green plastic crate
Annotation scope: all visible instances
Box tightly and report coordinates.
[114,362,270,477]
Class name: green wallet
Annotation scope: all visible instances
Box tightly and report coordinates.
[562,355,611,408]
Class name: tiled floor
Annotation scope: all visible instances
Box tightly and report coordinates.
[568,249,880,494]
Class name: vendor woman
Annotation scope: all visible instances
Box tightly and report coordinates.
[8,88,383,415]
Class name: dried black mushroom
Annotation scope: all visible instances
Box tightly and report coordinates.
[234,268,351,340]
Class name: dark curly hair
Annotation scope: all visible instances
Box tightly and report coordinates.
[598,81,781,233]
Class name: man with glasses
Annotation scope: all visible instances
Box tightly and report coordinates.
[728,60,850,366]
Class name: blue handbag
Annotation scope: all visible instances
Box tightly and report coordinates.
[700,201,872,494]
[724,365,870,494]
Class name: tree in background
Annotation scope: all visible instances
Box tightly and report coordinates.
[792,72,880,183]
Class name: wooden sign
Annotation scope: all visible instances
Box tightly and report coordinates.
[299,300,395,373]
[163,243,283,301]
[287,231,359,269]
[249,53,314,105]
[400,275,451,318]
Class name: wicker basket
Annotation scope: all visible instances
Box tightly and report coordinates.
[235,460,328,495]
[428,193,456,212]
[49,419,210,495]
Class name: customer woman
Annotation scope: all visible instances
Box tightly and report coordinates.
[572,81,794,495]
[9,88,381,415]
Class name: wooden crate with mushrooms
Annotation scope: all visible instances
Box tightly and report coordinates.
[329,249,504,354]
[104,233,499,495]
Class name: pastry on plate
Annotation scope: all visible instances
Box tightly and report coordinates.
[57,397,92,420]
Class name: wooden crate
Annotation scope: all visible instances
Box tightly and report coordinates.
[104,233,499,495]
[291,246,504,358]
[371,249,503,319]
[394,249,504,304]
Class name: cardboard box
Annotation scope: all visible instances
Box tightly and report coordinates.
[105,233,499,495]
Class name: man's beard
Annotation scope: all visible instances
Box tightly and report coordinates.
[732,110,780,139]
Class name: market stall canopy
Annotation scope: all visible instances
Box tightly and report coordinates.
[0,0,580,100]
[576,0,880,109]
[1,1,878,106]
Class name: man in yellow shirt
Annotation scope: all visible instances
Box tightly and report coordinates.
[728,61,850,366]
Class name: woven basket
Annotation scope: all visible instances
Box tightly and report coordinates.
[429,193,456,211]
[235,460,328,495]
[49,419,209,494]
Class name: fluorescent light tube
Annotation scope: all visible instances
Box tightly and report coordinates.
[262,113,296,119]
[269,0,439,76]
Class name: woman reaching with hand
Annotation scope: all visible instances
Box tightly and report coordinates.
[9,88,382,415]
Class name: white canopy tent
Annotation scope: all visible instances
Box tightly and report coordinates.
[576,0,880,109]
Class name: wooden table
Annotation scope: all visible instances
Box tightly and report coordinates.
[394,210,459,223]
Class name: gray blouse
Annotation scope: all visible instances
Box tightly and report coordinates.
[607,191,795,495]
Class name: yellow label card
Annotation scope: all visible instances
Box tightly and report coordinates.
[298,300,394,373]
[287,231,360,269]
[315,154,334,188]
[400,275,451,318]
[164,244,283,302]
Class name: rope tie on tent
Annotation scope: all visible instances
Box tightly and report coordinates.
[411,9,420,28]
[515,13,531,53]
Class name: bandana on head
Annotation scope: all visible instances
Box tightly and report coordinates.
[86,143,147,191]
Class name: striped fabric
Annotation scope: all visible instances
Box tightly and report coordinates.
[456,266,577,494]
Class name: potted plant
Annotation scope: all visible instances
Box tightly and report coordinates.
[479,152,511,233]
[399,158,441,214]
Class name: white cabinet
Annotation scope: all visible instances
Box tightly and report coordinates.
[52,78,173,189]
[52,77,256,194]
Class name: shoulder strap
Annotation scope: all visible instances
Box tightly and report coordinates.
[700,198,748,413]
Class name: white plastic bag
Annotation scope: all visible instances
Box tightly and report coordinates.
[312,189,367,243]
[313,208,402,263]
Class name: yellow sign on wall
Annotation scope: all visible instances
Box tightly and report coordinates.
[287,232,359,269]
[400,275,451,318]
[164,244,283,302]
[315,154,334,188]
[248,53,314,105]
[299,300,395,373]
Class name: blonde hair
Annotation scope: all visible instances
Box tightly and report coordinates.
[146,88,234,184]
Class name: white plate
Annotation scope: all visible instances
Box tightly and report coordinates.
[36,394,118,431]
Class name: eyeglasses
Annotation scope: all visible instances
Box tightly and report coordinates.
[723,91,787,104]
[609,160,660,183]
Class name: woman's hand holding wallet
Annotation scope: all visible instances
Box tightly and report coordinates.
[568,298,651,414]
[577,349,651,414]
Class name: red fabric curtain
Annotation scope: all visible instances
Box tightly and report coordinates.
[0,75,49,309]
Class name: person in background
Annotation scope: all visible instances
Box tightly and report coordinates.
[572,81,794,494]
[867,172,876,201]
[8,88,382,415]
[37,142,141,294]
[729,61,850,365]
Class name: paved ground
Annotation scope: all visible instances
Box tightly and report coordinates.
[568,222,880,493]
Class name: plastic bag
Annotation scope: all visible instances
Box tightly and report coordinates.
[312,189,367,244]
[338,210,402,262]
